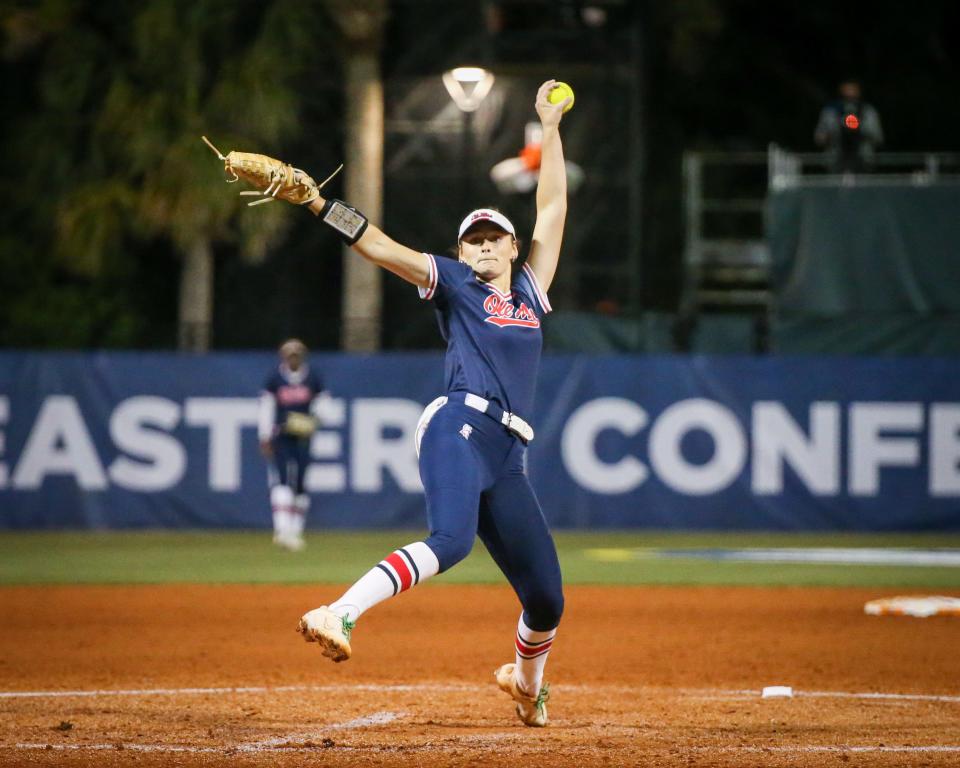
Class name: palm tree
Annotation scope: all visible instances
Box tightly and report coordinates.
[16,0,330,350]
[324,0,388,352]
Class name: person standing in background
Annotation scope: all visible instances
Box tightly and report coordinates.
[258,339,325,551]
[814,78,884,174]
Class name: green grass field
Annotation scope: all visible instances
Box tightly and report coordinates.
[2,530,960,588]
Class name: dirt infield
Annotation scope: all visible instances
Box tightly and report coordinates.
[2,583,959,766]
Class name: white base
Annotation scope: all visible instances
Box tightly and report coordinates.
[762,685,794,699]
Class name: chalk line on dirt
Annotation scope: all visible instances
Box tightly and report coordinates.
[3,683,958,703]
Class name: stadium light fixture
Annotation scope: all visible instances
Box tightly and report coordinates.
[443,66,495,112]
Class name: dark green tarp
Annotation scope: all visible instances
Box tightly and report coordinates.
[767,184,960,354]
[768,184,960,313]
[772,313,960,355]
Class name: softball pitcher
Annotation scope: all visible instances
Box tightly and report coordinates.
[206,79,571,726]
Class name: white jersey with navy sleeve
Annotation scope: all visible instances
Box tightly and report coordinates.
[419,254,552,422]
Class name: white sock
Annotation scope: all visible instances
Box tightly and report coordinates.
[329,541,439,623]
[292,494,309,537]
[514,614,557,697]
[270,485,294,538]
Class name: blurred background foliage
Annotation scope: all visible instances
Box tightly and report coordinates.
[0,0,342,348]
[1,0,958,349]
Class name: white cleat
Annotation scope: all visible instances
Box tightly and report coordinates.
[495,663,550,727]
[275,533,305,551]
[297,606,354,662]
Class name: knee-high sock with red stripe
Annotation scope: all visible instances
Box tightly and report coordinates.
[329,542,440,623]
[514,614,557,697]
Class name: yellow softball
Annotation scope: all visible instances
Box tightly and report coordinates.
[548,81,575,113]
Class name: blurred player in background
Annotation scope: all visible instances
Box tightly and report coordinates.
[297,80,570,727]
[257,338,325,551]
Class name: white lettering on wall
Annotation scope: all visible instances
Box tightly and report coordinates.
[350,399,423,492]
[649,399,746,495]
[930,403,960,496]
[108,397,186,491]
[849,403,923,495]
[1,393,958,503]
[11,396,107,490]
[752,402,840,494]
[561,397,648,493]
[184,398,259,491]
[306,396,347,492]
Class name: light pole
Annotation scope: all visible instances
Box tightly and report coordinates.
[442,67,494,207]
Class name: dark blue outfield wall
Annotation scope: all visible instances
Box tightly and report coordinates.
[1,353,959,531]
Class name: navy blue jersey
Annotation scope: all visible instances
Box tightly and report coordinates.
[419,255,552,421]
[263,366,324,429]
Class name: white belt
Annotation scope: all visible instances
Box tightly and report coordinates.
[414,393,536,458]
[463,393,535,443]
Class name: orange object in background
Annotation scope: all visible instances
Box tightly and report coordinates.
[519,143,542,171]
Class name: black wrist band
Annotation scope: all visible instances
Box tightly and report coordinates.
[319,199,369,245]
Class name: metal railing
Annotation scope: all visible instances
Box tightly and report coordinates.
[683,151,768,269]
[679,147,960,352]
[768,146,960,190]
[684,147,960,270]
[678,151,772,351]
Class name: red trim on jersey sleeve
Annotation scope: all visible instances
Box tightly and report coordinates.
[522,263,552,314]
[418,253,438,300]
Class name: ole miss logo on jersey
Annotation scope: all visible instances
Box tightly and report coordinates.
[483,292,540,328]
[277,384,312,405]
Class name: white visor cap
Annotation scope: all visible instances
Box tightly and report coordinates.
[457,208,516,240]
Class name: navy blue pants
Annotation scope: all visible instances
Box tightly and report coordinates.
[270,435,310,494]
[419,401,564,631]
